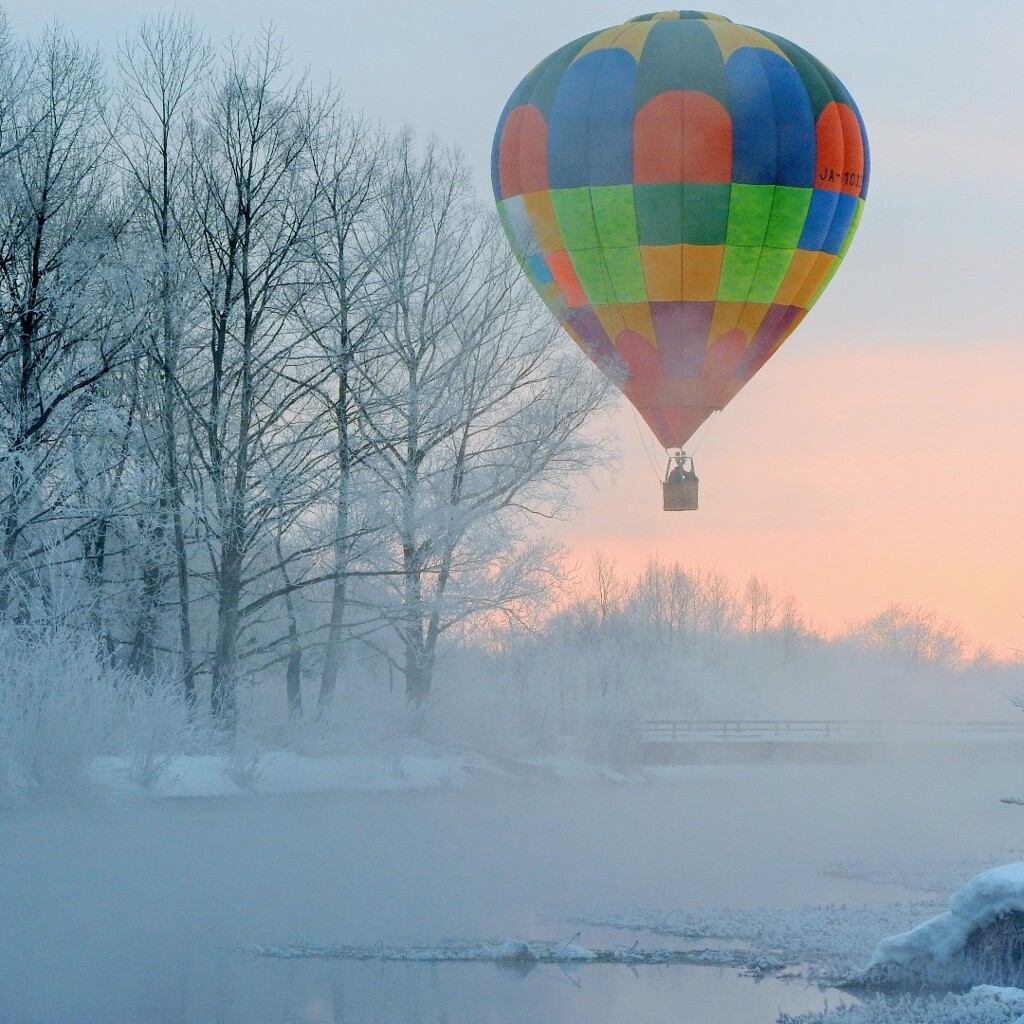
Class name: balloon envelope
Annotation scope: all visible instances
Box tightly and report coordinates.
[492,10,869,448]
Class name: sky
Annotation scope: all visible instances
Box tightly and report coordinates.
[15,0,1024,654]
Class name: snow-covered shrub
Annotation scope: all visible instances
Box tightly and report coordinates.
[0,622,203,804]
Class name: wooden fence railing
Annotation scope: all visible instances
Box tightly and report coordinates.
[642,720,1024,743]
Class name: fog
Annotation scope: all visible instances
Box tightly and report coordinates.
[4,756,1021,1023]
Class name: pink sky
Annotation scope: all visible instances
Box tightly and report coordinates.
[549,334,1024,657]
[19,0,1021,657]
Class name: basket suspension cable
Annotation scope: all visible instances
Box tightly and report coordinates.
[631,407,663,482]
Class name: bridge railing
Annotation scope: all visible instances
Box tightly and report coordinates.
[642,719,1024,743]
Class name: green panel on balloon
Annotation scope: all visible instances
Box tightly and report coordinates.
[550,189,600,250]
[764,188,813,249]
[747,248,795,303]
[590,186,639,248]
[717,245,762,302]
[569,248,616,305]
[635,184,730,246]
[602,246,648,303]
[635,19,729,109]
[725,185,774,247]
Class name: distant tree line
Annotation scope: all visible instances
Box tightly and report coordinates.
[0,13,611,731]
[558,555,972,672]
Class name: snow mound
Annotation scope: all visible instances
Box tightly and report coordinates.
[859,864,1024,988]
[495,938,537,962]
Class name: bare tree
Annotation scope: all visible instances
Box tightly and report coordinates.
[591,550,625,627]
[297,109,387,714]
[117,12,212,703]
[179,30,327,730]
[365,137,612,707]
[844,603,969,669]
[0,28,129,616]
[743,575,776,639]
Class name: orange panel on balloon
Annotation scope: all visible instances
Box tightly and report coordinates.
[498,105,548,196]
[593,304,628,343]
[634,91,732,184]
[546,250,588,308]
[815,102,864,195]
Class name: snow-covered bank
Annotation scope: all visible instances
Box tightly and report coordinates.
[85,750,518,798]
[780,985,1024,1023]
[81,749,653,799]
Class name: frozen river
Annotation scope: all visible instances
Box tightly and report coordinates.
[1,757,1020,1023]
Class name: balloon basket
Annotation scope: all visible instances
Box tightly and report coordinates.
[663,479,699,512]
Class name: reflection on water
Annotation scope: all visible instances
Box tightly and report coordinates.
[204,958,851,1024]
[4,762,1014,1023]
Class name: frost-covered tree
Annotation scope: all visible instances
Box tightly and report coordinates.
[362,137,612,706]
[177,31,327,729]
[115,12,212,700]
[0,28,133,617]
[843,602,968,669]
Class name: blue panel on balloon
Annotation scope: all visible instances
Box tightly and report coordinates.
[527,253,554,284]
[798,189,839,251]
[726,48,778,185]
[585,49,638,186]
[548,53,605,189]
[758,51,815,188]
[822,192,858,254]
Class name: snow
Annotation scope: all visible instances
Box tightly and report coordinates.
[781,986,1024,1023]
[866,863,1024,972]
[578,900,944,983]
[243,937,764,967]
[87,750,502,798]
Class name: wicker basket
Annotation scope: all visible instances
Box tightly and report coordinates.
[663,479,699,511]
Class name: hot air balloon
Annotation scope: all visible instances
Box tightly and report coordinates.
[491,10,869,510]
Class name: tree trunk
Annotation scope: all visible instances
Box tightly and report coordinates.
[317,372,352,713]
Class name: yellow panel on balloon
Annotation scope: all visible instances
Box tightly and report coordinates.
[705,21,786,61]
[576,21,657,61]
[681,245,725,302]
[640,245,684,302]
[522,190,564,252]
[792,252,837,308]
[708,301,747,342]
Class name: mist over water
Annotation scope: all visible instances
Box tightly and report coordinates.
[3,757,1019,1023]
